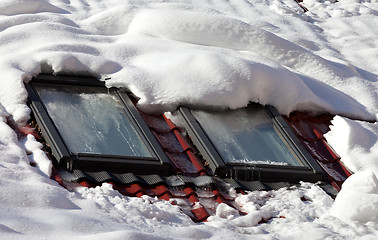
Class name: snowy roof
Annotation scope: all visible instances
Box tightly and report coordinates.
[1,0,378,239]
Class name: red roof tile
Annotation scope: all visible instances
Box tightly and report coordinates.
[285,112,352,189]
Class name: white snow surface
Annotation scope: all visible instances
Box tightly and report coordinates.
[0,0,378,239]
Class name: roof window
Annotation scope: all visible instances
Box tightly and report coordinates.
[26,75,171,174]
[179,104,325,182]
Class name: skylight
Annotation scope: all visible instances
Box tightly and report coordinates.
[179,105,325,182]
[26,75,171,174]
[34,85,154,158]
[191,105,303,167]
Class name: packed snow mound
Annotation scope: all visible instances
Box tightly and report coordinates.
[0,0,65,15]
[331,171,378,223]
[0,0,376,121]
[325,116,378,175]
[128,8,336,74]
[80,6,137,35]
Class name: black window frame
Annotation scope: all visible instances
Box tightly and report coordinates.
[179,105,325,183]
[26,74,172,175]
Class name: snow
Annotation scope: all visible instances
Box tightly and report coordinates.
[325,116,378,175]
[0,0,377,239]
[331,171,378,223]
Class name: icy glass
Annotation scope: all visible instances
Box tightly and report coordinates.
[192,105,302,166]
[34,85,154,158]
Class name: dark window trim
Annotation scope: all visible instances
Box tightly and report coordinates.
[179,106,325,183]
[26,74,172,175]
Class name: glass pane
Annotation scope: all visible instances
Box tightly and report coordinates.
[192,105,303,166]
[34,84,154,158]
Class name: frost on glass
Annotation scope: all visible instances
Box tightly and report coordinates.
[192,105,302,166]
[34,85,153,158]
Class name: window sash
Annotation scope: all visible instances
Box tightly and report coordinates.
[33,83,155,158]
[179,105,324,182]
[26,75,171,174]
[191,105,304,167]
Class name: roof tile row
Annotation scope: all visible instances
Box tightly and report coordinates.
[284,112,352,190]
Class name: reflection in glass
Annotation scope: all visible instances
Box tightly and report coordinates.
[35,85,153,158]
[192,105,302,166]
